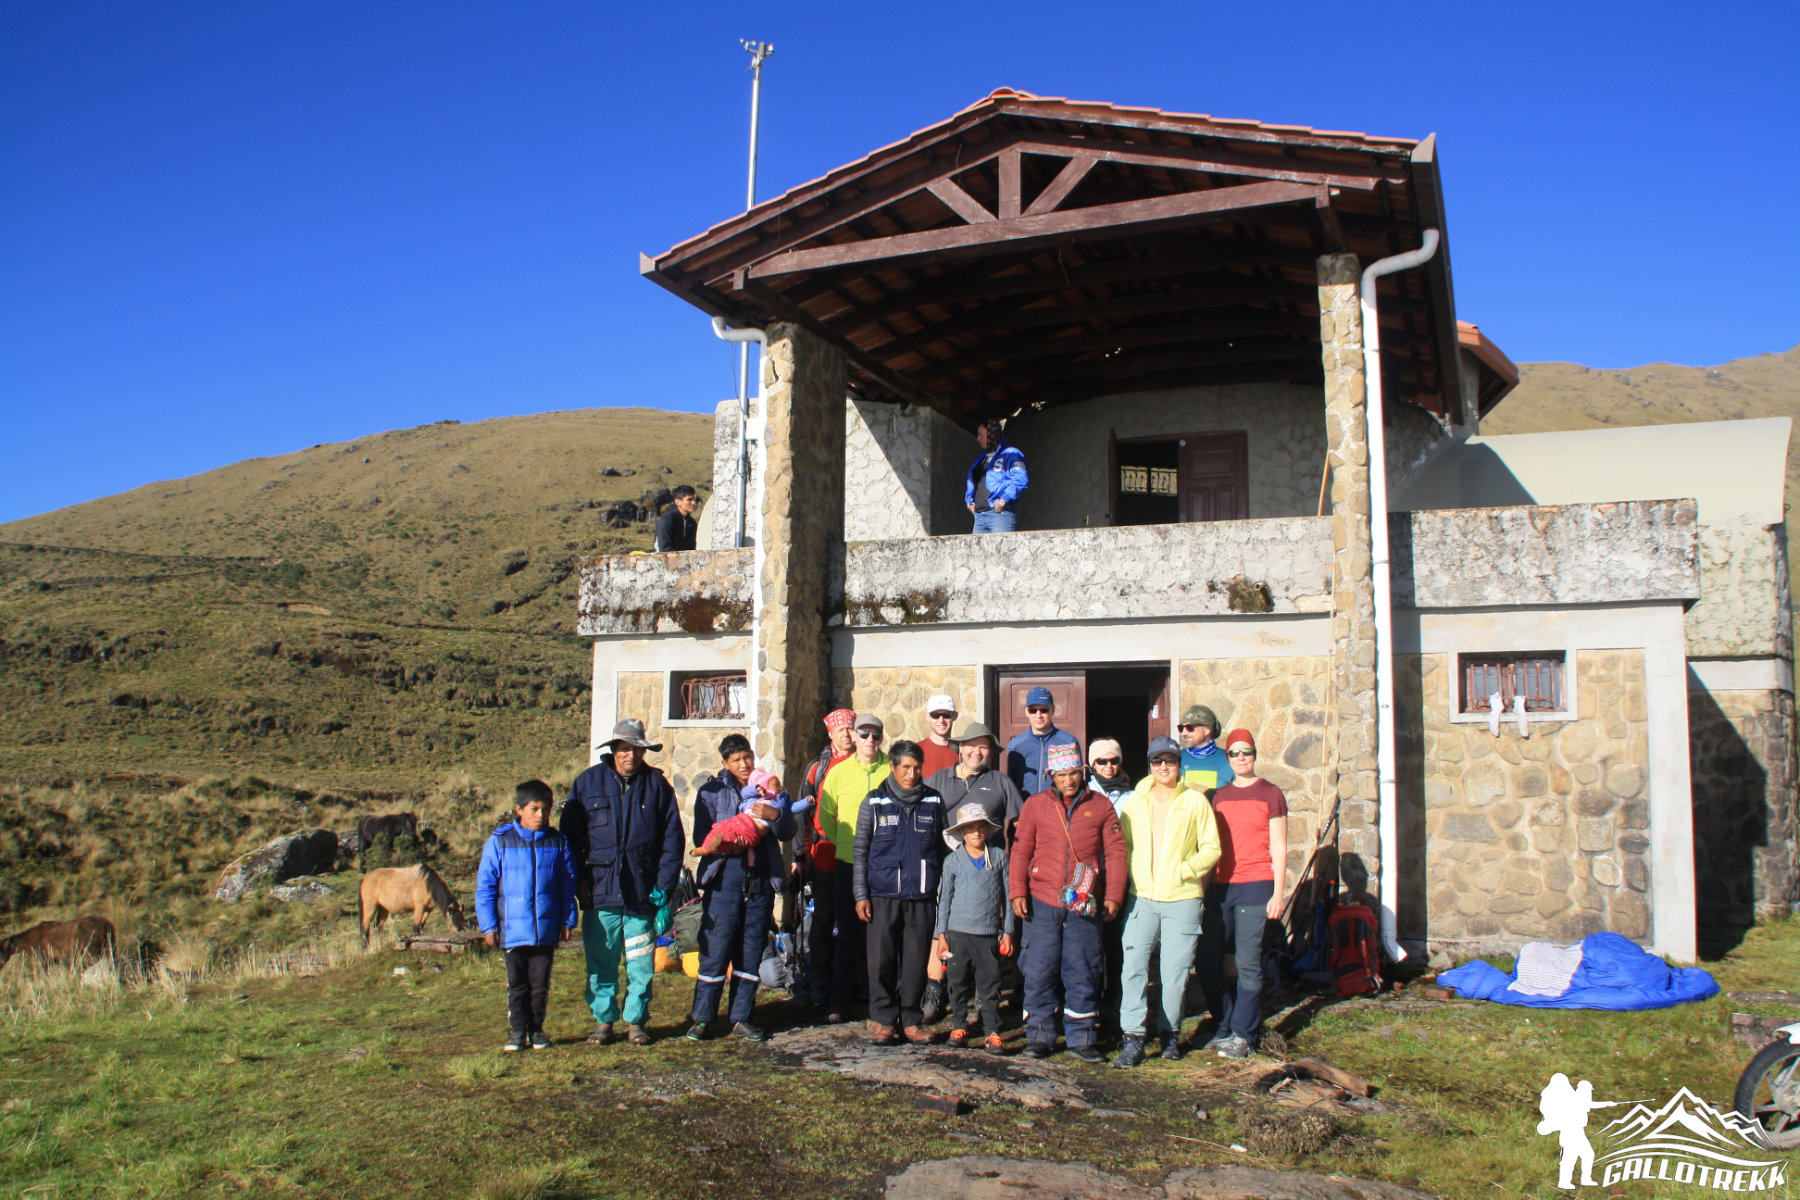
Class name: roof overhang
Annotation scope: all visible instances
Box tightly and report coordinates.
[645,89,1477,429]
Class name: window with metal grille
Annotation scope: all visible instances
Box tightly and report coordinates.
[1459,652,1566,714]
[672,672,746,720]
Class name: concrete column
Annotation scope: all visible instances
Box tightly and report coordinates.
[1318,253,1381,900]
[755,323,847,791]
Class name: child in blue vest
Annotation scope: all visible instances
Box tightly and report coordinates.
[476,780,579,1052]
[852,739,947,1044]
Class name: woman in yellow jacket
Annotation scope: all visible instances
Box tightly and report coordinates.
[1112,735,1221,1068]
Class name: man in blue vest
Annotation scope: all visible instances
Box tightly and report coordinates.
[1178,704,1234,796]
[852,739,947,1044]
[560,718,686,1046]
[965,419,1029,533]
[1006,686,1081,797]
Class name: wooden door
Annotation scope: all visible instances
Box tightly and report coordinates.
[1179,432,1248,522]
[1147,672,1171,749]
[995,672,1087,751]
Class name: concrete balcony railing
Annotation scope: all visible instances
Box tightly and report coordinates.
[574,500,1699,637]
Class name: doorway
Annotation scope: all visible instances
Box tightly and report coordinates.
[1111,430,1249,525]
[993,663,1171,784]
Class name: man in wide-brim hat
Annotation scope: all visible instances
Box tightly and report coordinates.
[560,718,686,1046]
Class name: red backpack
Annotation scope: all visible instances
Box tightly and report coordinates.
[1326,903,1382,996]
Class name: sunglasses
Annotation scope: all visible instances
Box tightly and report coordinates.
[1092,757,1121,766]
[1149,756,1179,766]
[1026,706,1051,714]
[1227,749,1255,758]
[856,729,883,740]
[1178,724,1207,733]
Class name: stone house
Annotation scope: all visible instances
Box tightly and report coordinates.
[581,90,1794,964]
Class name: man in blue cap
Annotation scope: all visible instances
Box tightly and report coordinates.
[1006,687,1080,798]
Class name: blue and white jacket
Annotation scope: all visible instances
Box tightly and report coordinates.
[1005,726,1081,799]
[851,779,948,902]
[475,822,579,949]
[964,436,1029,510]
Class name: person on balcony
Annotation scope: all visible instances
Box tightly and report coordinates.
[1006,686,1080,798]
[1178,704,1234,796]
[964,419,1028,533]
[653,485,698,552]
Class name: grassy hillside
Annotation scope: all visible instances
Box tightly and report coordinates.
[0,408,712,791]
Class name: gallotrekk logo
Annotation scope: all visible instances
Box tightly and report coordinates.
[1537,1074,1788,1190]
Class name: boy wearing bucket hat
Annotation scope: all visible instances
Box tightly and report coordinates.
[1008,740,1126,1062]
[933,802,1017,1053]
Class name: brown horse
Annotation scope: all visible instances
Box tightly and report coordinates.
[358,865,466,948]
[0,915,116,970]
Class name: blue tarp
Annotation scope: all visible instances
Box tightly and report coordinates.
[1438,932,1720,1010]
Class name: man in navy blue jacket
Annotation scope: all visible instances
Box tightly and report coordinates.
[687,733,796,1042]
[476,780,578,1051]
[560,718,686,1046]
[1006,686,1081,798]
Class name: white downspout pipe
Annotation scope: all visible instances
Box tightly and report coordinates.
[712,314,768,745]
[1358,228,1440,965]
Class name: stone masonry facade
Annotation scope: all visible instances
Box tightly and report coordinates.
[829,666,983,749]
[1399,650,1652,954]
[754,325,847,793]
[1318,253,1381,900]
[615,670,725,872]
[1691,687,1799,927]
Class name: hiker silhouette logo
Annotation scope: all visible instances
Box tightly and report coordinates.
[1535,1073,1787,1190]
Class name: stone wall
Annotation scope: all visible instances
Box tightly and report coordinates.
[845,399,934,541]
[1392,500,1700,609]
[578,549,752,635]
[1691,686,1799,928]
[1002,382,1327,530]
[615,670,733,868]
[1385,397,1459,499]
[1688,519,1792,658]
[708,399,751,550]
[828,666,983,747]
[840,518,1332,627]
[1398,650,1653,954]
[1177,656,1333,888]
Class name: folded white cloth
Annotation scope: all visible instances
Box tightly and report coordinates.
[1507,940,1585,997]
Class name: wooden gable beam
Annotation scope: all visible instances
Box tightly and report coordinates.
[747,180,1324,279]
[997,149,1022,220]
[927,178,996,224]
[1023,152,1098,216]
[1011,135,1388,191]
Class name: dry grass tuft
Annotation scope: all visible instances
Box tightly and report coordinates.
[1236,1098,1342,1159]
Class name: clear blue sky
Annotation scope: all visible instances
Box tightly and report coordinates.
[3,1,1796,524]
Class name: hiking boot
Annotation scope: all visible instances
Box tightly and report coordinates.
[1216,1035,1252,1059]
[902,1025,935,1045]
[1201,1026,1230,1050]
[1160,1033,1184,1061]
[1024,1039,1053,1060]
[1068,1043,1105,1064]
[919,979,947,1024]
[983,1032,1007,1055]
[529,1032,550,1050]
[947,1028,970,1047]
[684,1020,713,1042]
[1113,1036,1146,1069]
[731,1021,767,1043]
[504,1030,525,1053]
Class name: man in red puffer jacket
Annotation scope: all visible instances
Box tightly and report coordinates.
[1008,740,1126,1062]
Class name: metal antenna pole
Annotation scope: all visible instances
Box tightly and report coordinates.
[733,39,772,549]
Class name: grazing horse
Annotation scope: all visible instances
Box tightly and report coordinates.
[358,865,466,948]
[357,812,420,869]
[0,915,116,971]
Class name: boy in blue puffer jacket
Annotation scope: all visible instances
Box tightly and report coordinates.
[477,780,579,1052]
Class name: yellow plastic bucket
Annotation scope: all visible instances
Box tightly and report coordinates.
[681,950,700,979]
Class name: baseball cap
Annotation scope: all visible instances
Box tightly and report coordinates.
[1025,686,1054,709]
[1147,735,1182,762]
[926,693,957,716]
[854,712,884,732]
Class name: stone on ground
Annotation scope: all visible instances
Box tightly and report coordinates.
[884,1157,1440,1200]
[212,829,339,900]
[269,876,335,902]
[767,1024,1087,1109]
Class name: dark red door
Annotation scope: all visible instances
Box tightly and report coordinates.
[1147,673,1171,750]
[1179,432,1248,522]
[995,672,1087,751]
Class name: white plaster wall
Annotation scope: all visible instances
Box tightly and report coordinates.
[589,634,751,764]
[1001,382,1327,530]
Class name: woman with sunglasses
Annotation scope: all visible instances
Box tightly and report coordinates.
[1195,729,1289,1060]
[1086,738,1134,812]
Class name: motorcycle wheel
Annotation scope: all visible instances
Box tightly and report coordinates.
[1734,1038,1800,1150]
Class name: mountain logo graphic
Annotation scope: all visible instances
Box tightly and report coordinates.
[1536,1074,1787,1191]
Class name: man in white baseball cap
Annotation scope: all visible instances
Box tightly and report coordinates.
[921,693,960,777]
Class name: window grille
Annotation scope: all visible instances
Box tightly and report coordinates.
[675,673,746,720]
[1120,465,1149,494]
[1149,466,1179,495]
[1460,652,1565,714]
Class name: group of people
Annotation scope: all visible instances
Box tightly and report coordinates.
[473,693,1288,1067]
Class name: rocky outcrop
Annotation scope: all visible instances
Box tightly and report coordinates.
[212,830,338,901]
[269,876,335,903]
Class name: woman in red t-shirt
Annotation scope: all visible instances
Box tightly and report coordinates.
[1195,728,1288,1058]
